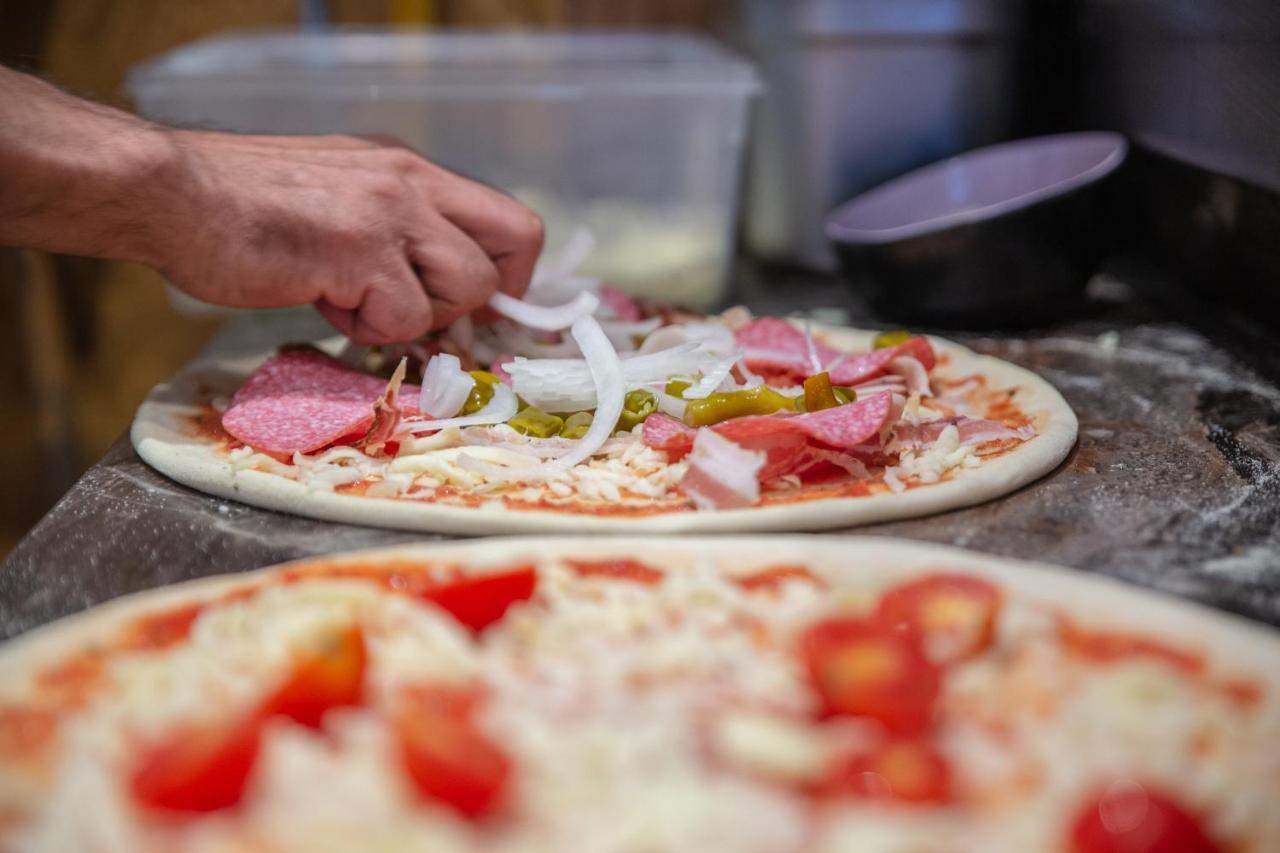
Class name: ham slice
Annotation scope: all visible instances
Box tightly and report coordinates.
[894,416,1036,448]
[644,392,895,481]
[222,348,420,455]
[680,429,766,510]
[736,318,935,386]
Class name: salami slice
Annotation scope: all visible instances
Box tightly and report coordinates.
[222,349,420,455]
[642,392,895,472]
[735,318,935,385]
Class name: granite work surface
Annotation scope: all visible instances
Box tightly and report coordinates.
[3,264,1279,639]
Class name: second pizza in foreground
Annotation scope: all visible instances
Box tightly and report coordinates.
[0,537,1273,852]
[132,291,1077,533]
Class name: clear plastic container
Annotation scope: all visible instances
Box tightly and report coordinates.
[128,29,760,310]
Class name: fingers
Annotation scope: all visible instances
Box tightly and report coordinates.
[318,255,435,346]
[415,168,544,300]
[407,213,503,329]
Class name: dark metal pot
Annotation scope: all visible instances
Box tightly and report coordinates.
[825,132,1128,329]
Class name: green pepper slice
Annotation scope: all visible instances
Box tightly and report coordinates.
[683,386,798,427]
[664,378,692,399]
[616,389,658,433]
[508,406,564,438]
[460,370,498,415]
[872,330,912,350]
[560,411,593,440]
[803,372,841,412]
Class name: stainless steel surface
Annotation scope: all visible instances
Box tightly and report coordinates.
[3,263,1279,639]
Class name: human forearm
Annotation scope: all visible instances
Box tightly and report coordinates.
[0,67,180,266]
[0,65,544,345]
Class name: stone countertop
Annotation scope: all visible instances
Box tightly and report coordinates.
[3,262,1278,639]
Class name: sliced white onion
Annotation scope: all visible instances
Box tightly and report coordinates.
[507,342,719,412]
[803,319,824,376]
[403,382,519,435]
[488,290,600,332]
[458,315,624,482]
[638,321,737,358]
[418,353,475,419]
[529,227,596,293]
[735,359,764,389]
[683,350,744,400]
[653,389,688,420]
[600,317,663,352]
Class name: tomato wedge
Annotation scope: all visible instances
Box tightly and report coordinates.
[566,558,664,585]
[821,739,952,805]
[420,566,537,633]
[876,574,1001,664]
[266,624,367,728]
[395,687,510,820]
[800,617,941,735]
[1070,785,1222,853]
[130,710,264,813]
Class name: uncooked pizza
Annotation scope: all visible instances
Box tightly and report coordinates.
[131,278,1076,533]
[0,537,1274,852]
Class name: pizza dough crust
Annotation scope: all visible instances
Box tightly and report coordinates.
[2,537,1273,690]
[131,326,1078,534]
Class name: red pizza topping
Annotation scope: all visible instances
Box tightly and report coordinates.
[821,739,953,805]
[800,617,942,735]
[1060,622,1205,675]
[0,705,57,763]
[118,603,206,652]
[733,565,824,593]
[131,710,264,813]
[34,652,105,708]
[419,566,538,634]
[1069,785,1222,853]
[395,686,511,820]
[221,348,421,455]
[643,393,894,462]
[735,317,935,385]
[876,574,1001,664]
[265,625,367,728]
[566,558,665,585]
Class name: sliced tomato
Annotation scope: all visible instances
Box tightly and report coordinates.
[420,566,537,633]
[266,624,367,728]
[800,617,941,735]
[566,558,664,585]
[875,574,1000,664]
[821,739,952,805]
[396,707,510,819]
[733,565,823,594]
[130,711,264,813]
[1070,785,1222,853]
